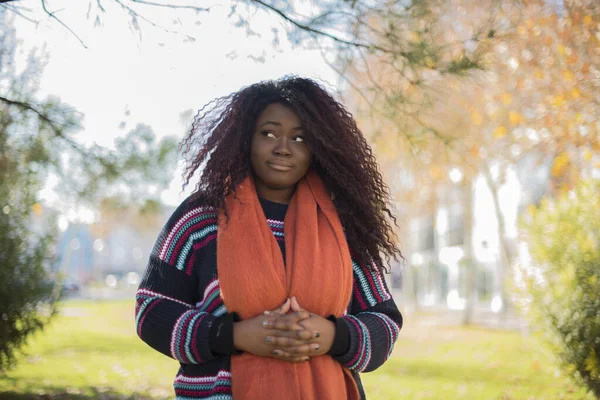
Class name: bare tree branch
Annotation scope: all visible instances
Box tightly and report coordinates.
[112,0,180,36]
[251,0,396,54]
[130,0,211,13]
[41,0,88,48]
[0,2,39,23]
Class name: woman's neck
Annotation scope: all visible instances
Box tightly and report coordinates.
[254,182,295,204]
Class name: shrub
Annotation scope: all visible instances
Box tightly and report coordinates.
[519,179,600,397]
[0,208,59,371]
[0,141,61,371]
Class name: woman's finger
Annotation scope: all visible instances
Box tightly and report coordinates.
[273,342,320,358]
[266,328,316,341]
[264,335,305,347]
[263,311,311,330]
[280,342,321,356]
[264,298,291,316]
[272,348,311,360]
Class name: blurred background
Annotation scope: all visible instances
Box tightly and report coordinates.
[1,0,599,399]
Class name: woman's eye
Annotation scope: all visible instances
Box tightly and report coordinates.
[261,131,276,139]
[293,136,305,143]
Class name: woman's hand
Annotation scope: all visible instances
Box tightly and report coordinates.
[233,299,312,362]
[265,297,336,360]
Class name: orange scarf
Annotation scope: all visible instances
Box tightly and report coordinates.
[217,170,359,400]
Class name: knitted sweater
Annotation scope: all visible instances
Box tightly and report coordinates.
[136,195,403,399]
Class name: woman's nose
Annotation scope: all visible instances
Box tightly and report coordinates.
[273,138,291,156]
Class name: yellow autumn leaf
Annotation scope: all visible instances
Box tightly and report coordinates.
[525,19,535,29]
[563,70,574,81]
[583,15,593,26]
[575,113,583,123]
[551,152,570,177]
[493,126,508,138]
[469,146,480,158]
[552,94,566,107]
[527,204,537,216]
[501,93,512,105]
[429,165,443,180]
[32,203,43,216]
[517,25,527,36]
[557,44,566,55]
[584,151,592,161]
[571,88,581,99]
[534,70,544,79]
[509,111,524,125]
[471,112,483,125]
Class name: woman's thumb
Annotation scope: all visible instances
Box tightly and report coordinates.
[278,298,291,314]
[290,296,304,311]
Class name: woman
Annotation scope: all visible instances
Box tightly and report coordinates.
[136,76,403,399]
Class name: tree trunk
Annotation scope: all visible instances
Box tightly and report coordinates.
[481,163,514,316]
[461,177,477,325]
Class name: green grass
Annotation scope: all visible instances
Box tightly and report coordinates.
[363,324,592,400]
[0,300,177,400]
[0,301,593,399]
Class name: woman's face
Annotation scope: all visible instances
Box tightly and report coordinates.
[250,103,312,204]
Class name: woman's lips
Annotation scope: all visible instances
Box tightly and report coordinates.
[267,161,294,171]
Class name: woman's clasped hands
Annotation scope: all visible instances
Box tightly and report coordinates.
[232,296,335,363]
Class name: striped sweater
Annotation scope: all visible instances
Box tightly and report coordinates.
[136,195,403,399]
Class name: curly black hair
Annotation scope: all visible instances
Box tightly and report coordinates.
[180,76,401,273]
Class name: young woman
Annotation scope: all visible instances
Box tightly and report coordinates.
[135,77,403,399]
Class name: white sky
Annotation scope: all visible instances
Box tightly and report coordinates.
[12,1,339,209]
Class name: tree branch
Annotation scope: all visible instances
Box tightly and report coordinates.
[320,49,375,111]
[96,0,105,13]
[130,0,211,13]
[0,2,39,23]
[251,0,394,54]
[41,0,88,48]
[112,0,190,38]
[0,95,86,156]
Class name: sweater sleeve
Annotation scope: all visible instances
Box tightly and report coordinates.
[135,200,222,364]
[330,258,403,373]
